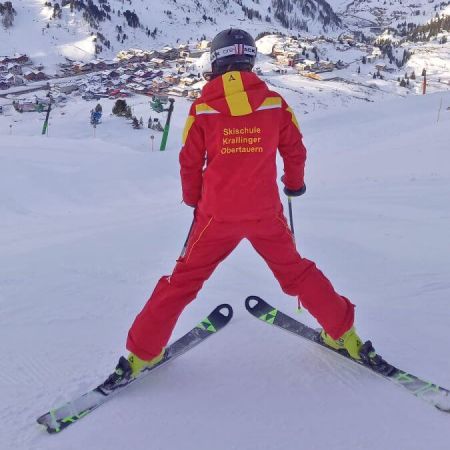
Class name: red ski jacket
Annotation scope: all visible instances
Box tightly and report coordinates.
[179,71,306,221]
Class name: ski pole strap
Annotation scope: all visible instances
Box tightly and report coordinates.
[287,197,295,242]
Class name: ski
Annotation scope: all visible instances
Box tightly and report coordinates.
[245,295,450,413]
[37,303,233,434]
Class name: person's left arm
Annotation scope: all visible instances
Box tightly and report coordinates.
[179,104,205,207]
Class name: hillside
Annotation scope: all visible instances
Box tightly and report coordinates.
[0,0,342,69]
[334,0,450,35]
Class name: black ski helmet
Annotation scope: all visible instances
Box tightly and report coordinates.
[210,28,257,75]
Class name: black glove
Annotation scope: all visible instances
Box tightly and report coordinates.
[283,184,306,197]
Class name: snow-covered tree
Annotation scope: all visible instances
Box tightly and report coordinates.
[0,1,16,28]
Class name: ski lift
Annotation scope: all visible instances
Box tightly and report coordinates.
[150,98,164,113]
[150,94,169,113]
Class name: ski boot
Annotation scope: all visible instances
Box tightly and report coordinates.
[320,328,396,376]
[358,340,396,376]
[127,350,165,378]
[320,327,363,360]
[99,350,165,393]
[99,356,134,393]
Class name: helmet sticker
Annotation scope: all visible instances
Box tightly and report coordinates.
[211,45,257,62]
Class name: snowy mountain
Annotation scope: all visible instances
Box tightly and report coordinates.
[333,0,450,35]
[1,84,449,449]
[0,0,342,68]
[1,0,449,76]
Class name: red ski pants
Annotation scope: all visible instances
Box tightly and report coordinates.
[127,210,354,360]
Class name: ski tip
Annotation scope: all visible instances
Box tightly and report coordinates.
[36,418,59,434]
[435,403,450,413]
[245,295,264,312]
[36,414,48,428]
[45,425,60,434]
[210,303,233,326]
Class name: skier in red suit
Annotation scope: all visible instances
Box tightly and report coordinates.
[124,29,363,376]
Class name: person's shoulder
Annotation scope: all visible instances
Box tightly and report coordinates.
[266,89,282,98]
[261,89,290,111]
[187,97,203,116]
[266,90,289,106]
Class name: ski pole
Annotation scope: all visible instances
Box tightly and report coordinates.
[179,214,196,259]
[287,196,303,313]
[287,196,295,242]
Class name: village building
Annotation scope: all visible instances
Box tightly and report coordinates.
[74,62,93,73]
[119,74,134,84]
[107,69,120,79]
[56,83,79,94]
[188,89,201,100]
[367,47,382,63]
[7,63,23,75]
[0,54,30,65]
[197,40,211,50]
[167,86,189,97]
[128,83,146,94]
[23,69,48,81]
[126,54,143,64]
[135,69,150,78]
[13,99,38,113]
[91,60,108,71]
[271,45,287,58]
[296,60,335,73]
[159,47,179,60]
[276,51,305,66]
[179,74,198,87]
[149,58,166,68]
[182,48,206,59]
[117,49,156,64]
[152,77,169,92]
[4,73,25,86]
[163,72,180,84]
[109,79,122,88]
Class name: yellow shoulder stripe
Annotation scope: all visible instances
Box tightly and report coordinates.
[182,115,195,145]
[195,103,219,115]
[286,106,300,130]
[257,97,282,111]
[222,71,252,116]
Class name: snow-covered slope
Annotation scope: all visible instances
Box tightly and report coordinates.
[1,0,96,68]
[1,87,449,449]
